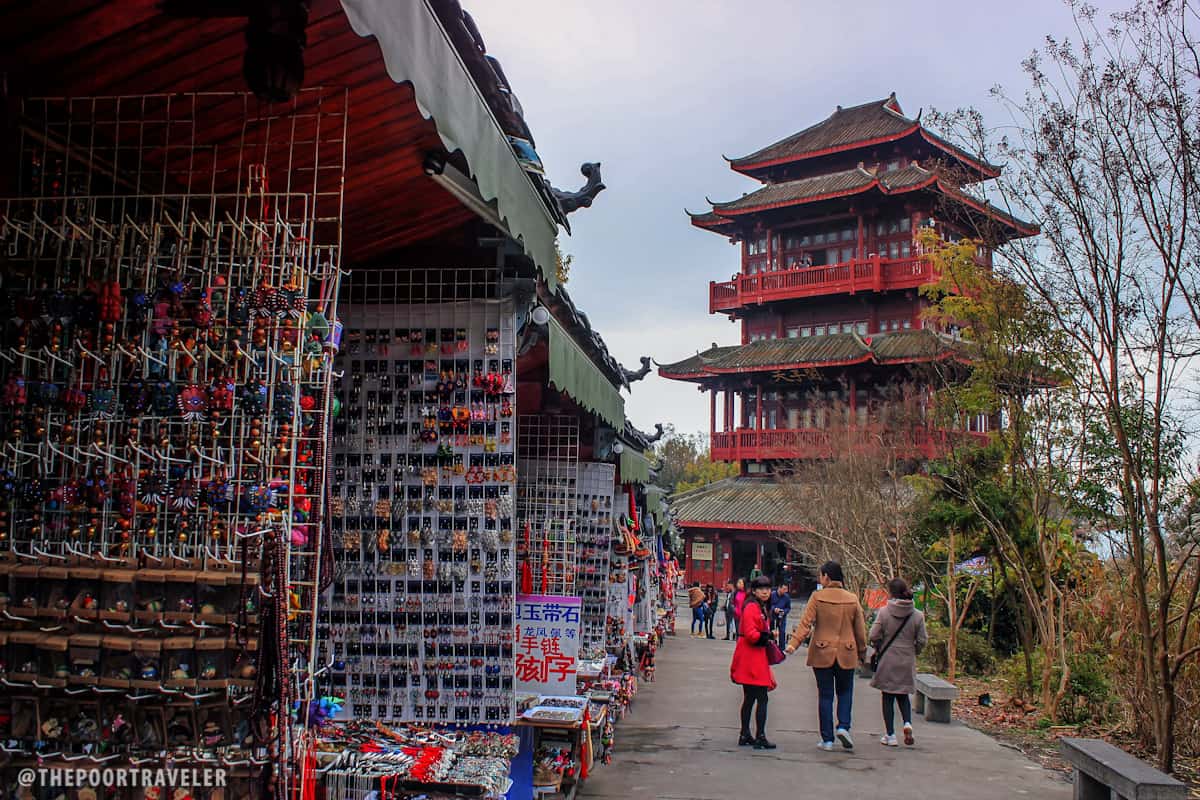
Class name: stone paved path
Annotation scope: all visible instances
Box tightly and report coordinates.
[581,615,1072,800]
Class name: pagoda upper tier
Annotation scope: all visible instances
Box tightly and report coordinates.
[689,94,1036,246]
[729,93,997,183]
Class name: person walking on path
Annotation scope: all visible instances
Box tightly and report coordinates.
[771,582,792,645]
[869,578,928,747]
[688,581,707,637]
[730,575,778,750]
[786,561,866,752]
[722,581,737,640]
[703,584,718,639]
[732,578,747,623]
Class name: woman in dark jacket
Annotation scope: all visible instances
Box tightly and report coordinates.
[703,584,718,639]
[729,576,778,749]
[869,578,928,746]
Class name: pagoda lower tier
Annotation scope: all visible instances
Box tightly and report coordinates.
[658,329,990,464]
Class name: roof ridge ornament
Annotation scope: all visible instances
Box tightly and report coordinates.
[549,162,605,215]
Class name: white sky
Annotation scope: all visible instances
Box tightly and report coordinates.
[469,0,1129,439]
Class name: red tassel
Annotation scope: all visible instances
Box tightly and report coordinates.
[520,522,534,594]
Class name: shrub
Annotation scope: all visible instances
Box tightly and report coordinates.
[920,622,996,676]
[996,648,1116,725]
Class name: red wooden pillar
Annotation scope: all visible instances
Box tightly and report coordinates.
[724,388,733,431]
[766,227,774,271]
[709,390,716,441]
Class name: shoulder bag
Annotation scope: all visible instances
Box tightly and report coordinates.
[869,612,911,672]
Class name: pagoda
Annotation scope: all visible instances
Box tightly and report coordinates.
[660,94,1036,587]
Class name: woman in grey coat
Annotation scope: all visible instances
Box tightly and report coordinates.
[868,578,928,746]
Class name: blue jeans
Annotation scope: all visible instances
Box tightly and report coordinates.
[775,614,788,645]
[691,606,704,633]
[813,666,855,743]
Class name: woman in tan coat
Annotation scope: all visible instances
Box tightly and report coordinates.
[785,561,867,751]
[868,578,928,746]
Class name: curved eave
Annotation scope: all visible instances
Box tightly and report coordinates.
[711,174,937,217]
[659,351,970,381]
[677,519,795,532]
[730,125,921,174]
[937,181,1039,238]
[730,125,1001,183]
[918,130,1001,179]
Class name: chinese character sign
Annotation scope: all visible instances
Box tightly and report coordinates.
[514,594,582,694]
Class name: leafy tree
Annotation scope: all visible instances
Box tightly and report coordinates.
[652,427,737,494]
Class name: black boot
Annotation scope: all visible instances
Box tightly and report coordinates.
[738,732,754,746]
[753,734,776,750]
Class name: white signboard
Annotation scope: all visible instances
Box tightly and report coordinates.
[692,541,713,561]
[515,594,582,694]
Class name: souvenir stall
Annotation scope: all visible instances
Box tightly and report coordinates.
[0,86,344,798]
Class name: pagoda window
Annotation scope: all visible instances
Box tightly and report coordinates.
[856,321,868,336]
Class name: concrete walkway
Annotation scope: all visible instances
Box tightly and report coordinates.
[581,619,1072,800]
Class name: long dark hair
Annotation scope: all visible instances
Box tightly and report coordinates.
[887,578,913,600]
[750,576,772,610]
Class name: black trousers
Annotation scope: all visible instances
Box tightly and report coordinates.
[740,685,769,737]
[882,692,913,735]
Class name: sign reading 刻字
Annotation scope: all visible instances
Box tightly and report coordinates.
[514,594,582,694]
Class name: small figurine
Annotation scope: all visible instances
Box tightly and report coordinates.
[79,592,97,610]
[170,663,190,680]
[139,662,158,680]
[200,662,217,680]
[199,602,217,615]
[176,597,194,612]
[111,599,129,613]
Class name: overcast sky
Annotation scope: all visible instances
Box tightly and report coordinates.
[469,0,1127,440]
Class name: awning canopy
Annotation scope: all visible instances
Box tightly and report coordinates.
[340,0,561,289]
[548,316,626,432]
[619,448,653,486]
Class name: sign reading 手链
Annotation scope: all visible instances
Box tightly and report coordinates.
[514,594,582,694]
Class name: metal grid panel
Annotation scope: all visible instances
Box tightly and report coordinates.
[517,415,579,596]
[0,90,346,784]
[324,267,518,726]
[576,462,616,652]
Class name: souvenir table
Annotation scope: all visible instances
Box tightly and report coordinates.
[315,722,518,799]
[514,695,595,800]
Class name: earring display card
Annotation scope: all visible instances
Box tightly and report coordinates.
[575,462,615,652]
[322,270,516,725]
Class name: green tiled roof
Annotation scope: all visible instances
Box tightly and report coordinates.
[711,164,933,215]
[658,330,965,380]
[671,478,800,531]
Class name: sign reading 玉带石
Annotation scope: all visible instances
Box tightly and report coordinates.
[515,594,582,694]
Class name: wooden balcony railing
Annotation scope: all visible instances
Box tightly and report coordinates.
[709,425,989,462]
[709,255,936,314]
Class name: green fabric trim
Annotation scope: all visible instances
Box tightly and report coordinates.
[619,448,652,485]
[548,317,625,432]
[645,486,666,526]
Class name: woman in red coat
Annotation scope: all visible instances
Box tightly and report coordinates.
[730,575,778,749]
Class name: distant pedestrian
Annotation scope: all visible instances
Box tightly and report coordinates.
[722,580,737,640]
[786,561,866,752]
[733,578,747,619]
[771,582,792,646]
[869,578,928,747]
[688,581,705,636]
[730,576,778,750]
[703,584,718,639]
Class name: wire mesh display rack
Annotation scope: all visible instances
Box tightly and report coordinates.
[516,416,579,597]
[0,89,346,794]
[322,266,518,726]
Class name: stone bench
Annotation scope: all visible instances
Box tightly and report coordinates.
[913,672,959,723]
[1060,737,1187,800]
